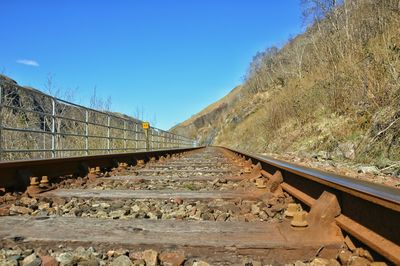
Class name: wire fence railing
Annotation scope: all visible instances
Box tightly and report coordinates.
[0,79,196,161]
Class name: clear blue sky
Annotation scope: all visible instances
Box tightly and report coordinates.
[0,1,302,129]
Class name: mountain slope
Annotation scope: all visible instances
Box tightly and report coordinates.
[172,0,400,166]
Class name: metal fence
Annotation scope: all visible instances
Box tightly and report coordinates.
[0,79,196,161]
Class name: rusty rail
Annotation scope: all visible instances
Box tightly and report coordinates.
[1,145,399,264]
[223,147,400,265]
[0,147,202,191]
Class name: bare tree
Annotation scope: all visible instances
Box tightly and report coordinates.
[90,86,111,111]
[301,0,341,25]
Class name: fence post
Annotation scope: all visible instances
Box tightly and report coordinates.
[85,110,89,156]
[107,115,110,154]
[51,98,56,158]
[157,131,160,150]
[145,128,149,151]
[0,83,3,161]
[163,132,166,149]
[123,120,127,152]
[135,123,138,151]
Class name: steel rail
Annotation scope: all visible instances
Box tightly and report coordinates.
[0,147,202,191]
[0,145,398,263]
[222,147,400,265]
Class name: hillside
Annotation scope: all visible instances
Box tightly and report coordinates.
[170,85,244,144]
[172,0,400,168]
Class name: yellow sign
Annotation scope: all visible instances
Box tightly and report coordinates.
[142,122,150,129]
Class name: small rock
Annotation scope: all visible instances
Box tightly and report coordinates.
[294,262,308,266]
[40,255,59,266]
[216,213,229,221]
[211,178,219,185]
[338,142,355,160]
[251,204,260,215]
[56,252,74,266]
[172,198,183,205]
[107,250,116,258]
[317,151,331,160]
[0,206,10,216]
[192,261,210,266]
[218,178,227,184]
[109,209,127,219]
[201,212,213,220]
[6,249,22,256]
[147,212,158,220]
[243,213,258,222]
[338,250,352,265]
[349,256,372,266]
[250,261,262,266]
[38,202,51,210]
[3,258,18,266]
[327,259,341,266]
[143,249,158,266]
[95,210,108,219]
[9,205,32,215]
[20,197,38,206]
[4,193,17,201]
[22,249,34,256]
[129,251,143,261]
[270,202,285,212]
[132,259,145,266]
[52,197,66,206]
[310,258,329,266]
[76,256,99,266]
[114,248,129,257]
[22,253,41,266]
[258,211,269,220]
[354,248,373,262]
[110,255,132,266]
[159,251,185,266]
[100,202,111,209]
[358,166,379,175]
[131,205,140,212]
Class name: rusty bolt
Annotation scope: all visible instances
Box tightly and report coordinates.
[291,210,308,227]
[255,178,267,188]
[40,176,49,184]
[30,177,39,186]
[284,203,301,217]
[243,167,252,173]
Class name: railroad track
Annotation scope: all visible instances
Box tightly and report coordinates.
[0,147,399,265]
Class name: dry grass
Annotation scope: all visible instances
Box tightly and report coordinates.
[175,0,400,165]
